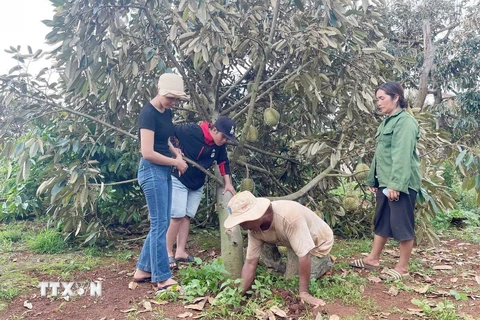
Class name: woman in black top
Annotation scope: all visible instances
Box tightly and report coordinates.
[133,73,189,291]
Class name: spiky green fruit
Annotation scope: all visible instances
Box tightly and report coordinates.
[263,108,280,127]
[240,178,255,192]
[354,163,370,181]
[246,126,258,143]
[343,195,359,212]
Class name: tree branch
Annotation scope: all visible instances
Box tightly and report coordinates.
[267,134,344,201]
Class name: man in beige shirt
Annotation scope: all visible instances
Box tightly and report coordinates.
[224,191,334,307]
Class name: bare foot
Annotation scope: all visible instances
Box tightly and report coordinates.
[299,292,326,308]
[362,257,380,268]
[133,269,151,281]
[157,278,181,291]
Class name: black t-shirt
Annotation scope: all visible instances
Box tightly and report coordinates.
[138,102,174,157]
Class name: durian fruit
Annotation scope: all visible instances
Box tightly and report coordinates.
[343,195,359,212]
[240,178,255,192]
[246,125,258,143]
[263,108,280,127]
[354,163,370,181]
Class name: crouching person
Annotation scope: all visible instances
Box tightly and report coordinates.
[224,191,334,307]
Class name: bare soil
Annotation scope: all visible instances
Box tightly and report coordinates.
[1,236,480,319]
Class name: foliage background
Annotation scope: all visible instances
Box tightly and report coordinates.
[0,0,479,245]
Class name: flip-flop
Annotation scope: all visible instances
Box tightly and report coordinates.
[380,268,410,281]
[168,256,178,270]
[133,277,152,283]
[349,258,378,270]
[175,254,194,263]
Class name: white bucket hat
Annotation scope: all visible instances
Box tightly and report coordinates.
[157,73,189,100]
[224,191,271,229]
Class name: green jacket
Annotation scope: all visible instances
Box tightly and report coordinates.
[366,109,421,194]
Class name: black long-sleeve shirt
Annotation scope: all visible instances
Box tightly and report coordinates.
[172,122,231,190]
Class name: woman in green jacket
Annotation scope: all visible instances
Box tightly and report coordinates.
[350,82,421,280]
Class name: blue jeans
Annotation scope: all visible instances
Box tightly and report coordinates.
[136,158,172,282]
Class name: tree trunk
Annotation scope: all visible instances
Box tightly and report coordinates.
[216,168,244,278]
[416,20,435,111]
[284,247,299,279]
[259,243,285,275]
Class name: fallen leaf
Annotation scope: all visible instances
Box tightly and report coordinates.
[185,298,206,311]
[475,275,480,284]
[384,249,399,257]
[97,277,105,281]
[128,282,138,290]
[450,277,458,283]
[270,305,287,317]
[118,270,128,275]
[386,286,398,296]
[315,312,323,320]
[254,308,266,318]
[23,300,33,310]
[63,296,70,301]
[150,300,168,305]
[406,308,424,316]
[192,296,207,303]
[411,284,430,294]
[267,310,275,320]
[120,308,137,313]
[126,272,134,276]
[177,312,194,318]
[433,265,452,270]
[431,289,450,296]
[207,296,215,305]
[329,316,340,320]
[367,276,382,283]
[143,301,152,311]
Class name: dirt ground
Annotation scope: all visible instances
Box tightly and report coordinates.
[1,237,480,320]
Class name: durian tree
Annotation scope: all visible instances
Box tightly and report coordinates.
[1,0,478,276]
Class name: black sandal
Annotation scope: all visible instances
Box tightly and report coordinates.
[168,256,178,270]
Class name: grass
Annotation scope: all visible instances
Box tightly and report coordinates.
[1,218,480,319]
[26,228,67,254]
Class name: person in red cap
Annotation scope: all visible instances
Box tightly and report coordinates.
[166,116,237,269]
[224,191,334,307]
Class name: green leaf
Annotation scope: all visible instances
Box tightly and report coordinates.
[293,0,304,11]
[143,47,155,61]
[51,180,65,198]
[455,149,467,166]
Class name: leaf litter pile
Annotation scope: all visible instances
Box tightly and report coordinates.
[1,236,479,319]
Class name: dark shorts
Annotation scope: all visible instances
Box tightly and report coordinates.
[374,188,417,241]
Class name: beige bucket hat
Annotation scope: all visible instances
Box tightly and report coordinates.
[157,73,189,100]
[224,191,271,229]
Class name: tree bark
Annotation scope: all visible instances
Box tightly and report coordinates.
[284,247,299,279]
[216,168,243,277]
[416,20,435,111]
[259,243,285,274]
